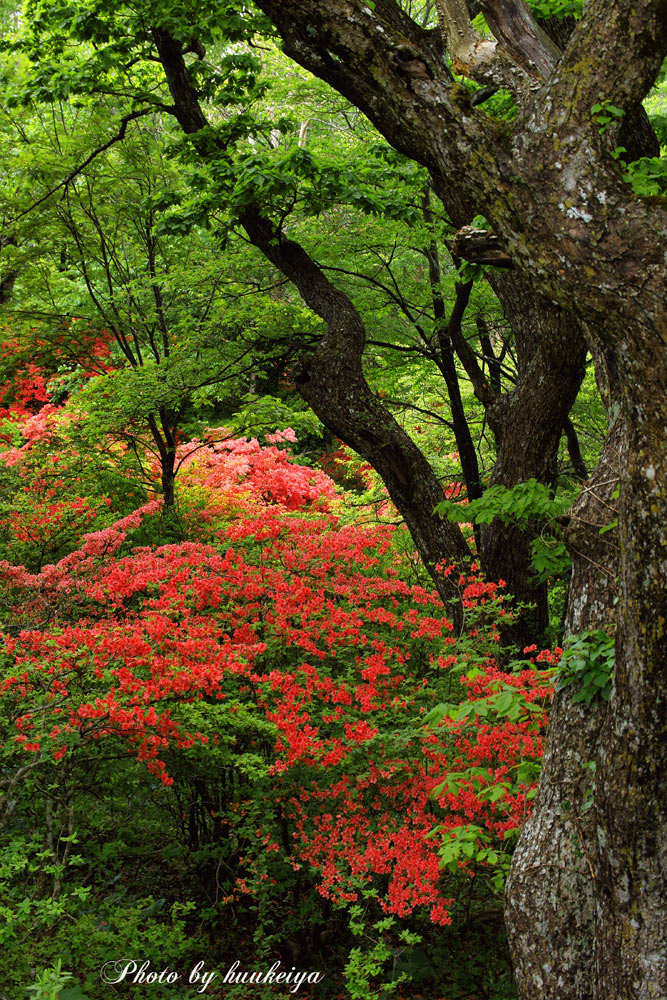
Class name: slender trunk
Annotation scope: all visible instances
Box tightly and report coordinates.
[147,413,177,508]
[427,266,484,504]
[161,457,176,508]
[422,200,483,506]
[0,268,18,304]
[563,417,588,481]
[478,285,587,645]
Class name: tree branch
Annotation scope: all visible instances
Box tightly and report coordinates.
[555,0,667,118]
[150,20,472,614]
[480,0,560,80]
[434,0,496,75]
[7,109,154,225]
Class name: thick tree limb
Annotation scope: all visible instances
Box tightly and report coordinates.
[151,23,472,616]
[480,0,560,80]
[250,0,667,332]
[556,0,667,122]
[239,204,471,605]
[434,0,496,75]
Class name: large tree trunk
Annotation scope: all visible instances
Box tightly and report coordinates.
[427,210,588,645]
[593,359,667,999]
[512,316,667,1000]
[477,277,587,642]
[506,399,624,999]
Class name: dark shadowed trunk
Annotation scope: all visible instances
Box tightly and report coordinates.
[477,278,587,643]
[238,204,471,615]
[441,261,588,643]
[148,410,177,508]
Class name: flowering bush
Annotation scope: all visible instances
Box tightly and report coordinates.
[0,429,553,998]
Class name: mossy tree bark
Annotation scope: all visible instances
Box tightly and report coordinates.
[506,403,625,999]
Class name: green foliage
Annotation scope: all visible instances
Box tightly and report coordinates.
[27,960,89,1000]
[526,0,583,18]
[231,392,324,442]
[475,87,517,121]
[591,100,625,135]
[556,629,615,704]
[436,479,570,527]
[613,95,667,199]
[437,479,573,584]
[621,156,667,197]
[344,908,409,999]
[647,113,667,147]
[0,834,92,951]
[423,642,553,900]
[530,535,571,584]
[432,824,515,895]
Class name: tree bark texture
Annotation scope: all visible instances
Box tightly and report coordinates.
[506,411,625,999]
[593,365,667,999]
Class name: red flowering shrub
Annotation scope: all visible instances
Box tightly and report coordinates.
[177,430,339,526]
[0,433,553,950]
[0,326,111,434]
[0,405,141,569]
[319,440,374,493]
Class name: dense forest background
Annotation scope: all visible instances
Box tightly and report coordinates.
[0,0,665,998]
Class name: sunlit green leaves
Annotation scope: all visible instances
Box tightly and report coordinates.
[436,478,570,527]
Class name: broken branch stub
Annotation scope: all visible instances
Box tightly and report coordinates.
[452,226,513,268]
[434,0,497,75]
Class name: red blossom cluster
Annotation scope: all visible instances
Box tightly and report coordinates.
[0,430,553,928]
[0,327,111,435]
[318,440,374,492]
[177,431,340,523]
[0,362,51,426]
